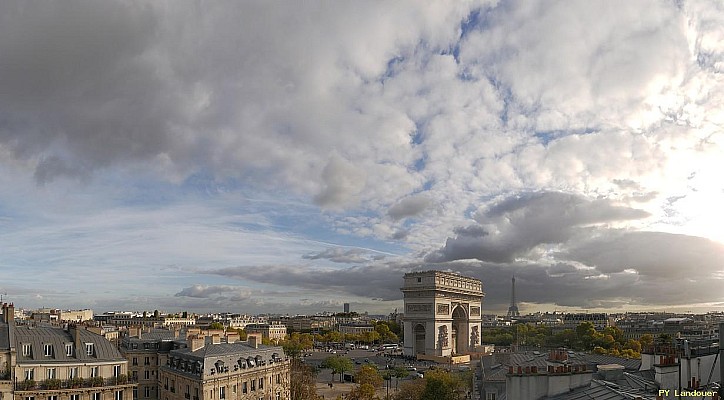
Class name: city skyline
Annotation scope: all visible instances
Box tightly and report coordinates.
[1,1,724,315]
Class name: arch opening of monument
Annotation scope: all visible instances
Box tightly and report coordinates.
[413,324,426,355]
[452,305,467,354]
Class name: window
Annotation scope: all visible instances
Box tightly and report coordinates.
[113,365,121,377]
[25,368,34,380]
[132,388,138,400]
[144,371,150,380]
[90,366,99,378]
[276,393,281,400]
[251,380,256,391]
[219,386,225,400]
[25,397,34,400]
[258,378,263,390]
[485,394,496,400]
[85,343,95,356]
[114,391,123,400]
[22,344,31,356]
[131,371,137,380]
[47,396,57,400]
[132,357,138,366]
[144,387,151,398]
[69,367,78,379]
[92,394,101,400]
[144,357,150,366]
[44,344,53,357]
[276,373,281,384]
[242,382,247,394]
[65,343,74,356]
[71,395,80,400]
[46,368,56,379]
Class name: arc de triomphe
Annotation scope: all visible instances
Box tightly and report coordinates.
[401,270,484,357]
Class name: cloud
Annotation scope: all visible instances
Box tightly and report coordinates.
[388,195,433,220]
[174,285,249,299]
[313,155,368,209]
[302,247,384,264]
[207,263,419,301]
[2,1,724,313]
[426,191,650,263]
[564,231,724,278]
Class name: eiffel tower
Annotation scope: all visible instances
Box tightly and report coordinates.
[506,275,520,318]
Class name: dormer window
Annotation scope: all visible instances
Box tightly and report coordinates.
[44,344,53,357]
[85,343,94,356]
[22,343,32,357]
[65,343,74,356]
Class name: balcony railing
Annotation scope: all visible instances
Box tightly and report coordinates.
[15,376,137,391]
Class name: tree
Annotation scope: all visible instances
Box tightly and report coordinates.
[321,355,353,382]
[281,332,314,360]
[420,369,463,400]
[394,379,426,400]
[392,366,409,390]
[346,383,376,400]
[575,322,596,350]
[640,334,654,349]
[209,322,225,330]
[289,359,321,400]
[356,365,382,387]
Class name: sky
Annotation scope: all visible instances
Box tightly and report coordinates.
[2,0,724,315]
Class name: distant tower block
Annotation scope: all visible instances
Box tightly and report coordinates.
[401,271,484,357]
[343,303,350,313]
[507,275,521,318]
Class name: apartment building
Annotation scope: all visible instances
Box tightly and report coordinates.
[243,324,286,342]
[0,303,137,400]
[158,335,289,400]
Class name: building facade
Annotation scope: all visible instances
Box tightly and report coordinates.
[243,324,286,342]
[158,336,289,400]
[401,271,484,357]
[0,303,137,400]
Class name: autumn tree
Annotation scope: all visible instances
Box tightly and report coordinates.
[289,359,321,400]
[393,378,426,400]
[281,332,314,359]
[356,365,383,387]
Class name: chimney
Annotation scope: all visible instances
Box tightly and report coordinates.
[211,334,221,345]
[69,324,82,354]
[190,336,205,352]
[248,333,261,349]
[226,332,239,344]
[3,303,15,323]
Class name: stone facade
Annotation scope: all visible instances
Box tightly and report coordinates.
[401,271,484,357]
[158,338,289,400]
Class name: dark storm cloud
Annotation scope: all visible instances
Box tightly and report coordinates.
[426,191,650,263]
[208,263,415,300]
[563,231,724,278]
[0,2,176,173]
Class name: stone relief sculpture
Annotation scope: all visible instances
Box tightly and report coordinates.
[470,326,479,345]
[438,325,449,348]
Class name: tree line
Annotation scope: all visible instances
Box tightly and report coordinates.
[482,322,655,359]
